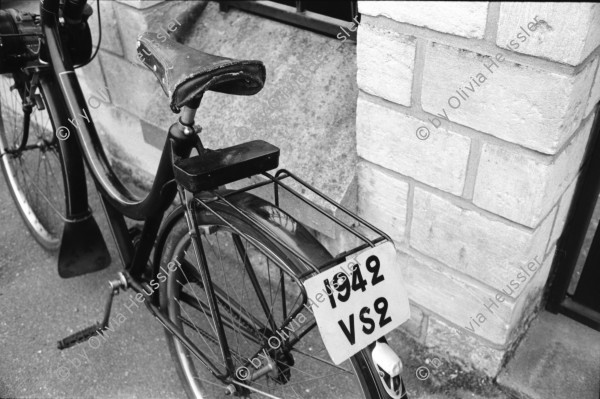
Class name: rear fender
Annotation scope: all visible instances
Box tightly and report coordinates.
[152,191,333,280]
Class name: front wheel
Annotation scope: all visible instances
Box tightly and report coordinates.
[0,72,65,251]
[158,201,407,398]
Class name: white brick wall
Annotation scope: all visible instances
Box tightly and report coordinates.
[356,1,600,376]
[410,187,554,292]
[421,43,596,155]
[496,3,600,66]
[472,115,594,227]
[357,162,409,243]
[359,1,489,39]
[357,97,471,195]
[357,22,415,106]
[401,250,513,346]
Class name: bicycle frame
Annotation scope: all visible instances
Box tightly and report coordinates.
[35,0,305,383]
[31,2,405,394]
[35,0,228,378]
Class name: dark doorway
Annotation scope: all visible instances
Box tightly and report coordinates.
[547,103,600,331]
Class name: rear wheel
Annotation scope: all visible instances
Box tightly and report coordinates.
[159,203,406,398]
[0,72,65,251]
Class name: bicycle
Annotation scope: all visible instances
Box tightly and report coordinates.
[0,1,410,398]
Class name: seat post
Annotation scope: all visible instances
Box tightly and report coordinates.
[180,106,197,126]
[169,106,200,139]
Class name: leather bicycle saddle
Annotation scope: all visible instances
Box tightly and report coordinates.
[136,32,266,113]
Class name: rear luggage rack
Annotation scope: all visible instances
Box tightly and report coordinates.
[183,167,397,345]
[193,168,393,280]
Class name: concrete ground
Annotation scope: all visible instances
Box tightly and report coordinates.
[497,311,600,399]
[0,176,186,399]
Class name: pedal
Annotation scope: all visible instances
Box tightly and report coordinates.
[57,322,104,350]
[57,273,128,350]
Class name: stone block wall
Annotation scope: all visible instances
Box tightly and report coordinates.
[356,1,600,375]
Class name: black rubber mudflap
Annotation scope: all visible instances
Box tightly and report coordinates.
[58,215,111,278]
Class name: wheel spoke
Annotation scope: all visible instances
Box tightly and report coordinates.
[180,257,267,334]
[178,291,263,346]
[291,348,352,373]
[175,297,222,363]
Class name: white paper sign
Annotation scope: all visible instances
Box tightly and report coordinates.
[303,242,410,364]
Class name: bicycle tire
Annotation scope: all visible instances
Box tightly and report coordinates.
[0,72,65,251]
[158,198,406,399]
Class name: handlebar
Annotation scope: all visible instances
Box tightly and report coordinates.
[40,0,88,22]
[40,0,60,16]
[39,0,93,68]
[63,0,89,23]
